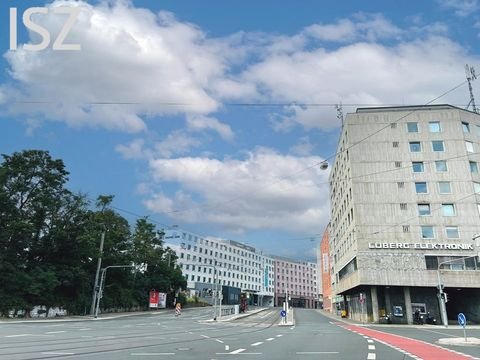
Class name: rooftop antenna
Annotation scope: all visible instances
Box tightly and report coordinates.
[465,64,478,113]
[335,102,344,128]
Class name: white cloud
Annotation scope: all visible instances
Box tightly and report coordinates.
[290,136,314,156]
[437,0,479,16]
[143,148,330,233]
[154,132,202,158]
[186,115,234,141]
[4,0,227,132]
[115,138,149,159]
[304,14,402,43]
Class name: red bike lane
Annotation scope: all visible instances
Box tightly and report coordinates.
[340,324,475,360]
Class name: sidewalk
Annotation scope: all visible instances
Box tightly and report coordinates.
[316,309,480,330]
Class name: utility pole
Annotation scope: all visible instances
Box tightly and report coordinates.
[90,229,105,316]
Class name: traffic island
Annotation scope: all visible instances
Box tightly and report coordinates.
[278,308,294,326]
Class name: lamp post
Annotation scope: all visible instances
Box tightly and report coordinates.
[94,265,136,318]
[90,228,106,316]
[436,235,479,327]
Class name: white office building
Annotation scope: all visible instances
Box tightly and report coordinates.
[164,229,275,306]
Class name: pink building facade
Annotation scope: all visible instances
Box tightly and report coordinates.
[273,256,319,309]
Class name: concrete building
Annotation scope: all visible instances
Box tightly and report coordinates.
[164,229,275,306]
[329,105,480,324]
[320,224,333,312]
[273,256,320,309]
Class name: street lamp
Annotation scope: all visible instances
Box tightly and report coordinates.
[94,265,136,318]
[436,235,480,327]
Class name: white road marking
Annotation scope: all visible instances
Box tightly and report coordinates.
[215,339,224,344]
[46,331,66,334]
[251,342,263,347]
[201,335,210,338]
[367,339,374,343]
[290,326,295,330]
[296,352,339,355]
[41,352,74,355]
[230,348,246,354]
[225,345,230,351]
[368,345,375,350]
[216,353,262,355]
[367,353,376,360]
[6,334,31,338]
[79,328,90,331]
[276,334,283,337]
[131,353,175,356]
[265,338,274,341]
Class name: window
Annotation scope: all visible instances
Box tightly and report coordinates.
[466,141,474,153]
[402,225,410,233]
[442,204,456,216]
[429,121,441,132]
[412,162,424,172]
[400,203,407,210]
[391,123,397,129]
[432,140,444,152]
[470,161,479,173]
[462,122,470,133]
[407,122,418,133]
[421,226,435,239]
[393,142,399,148]
[476,125,480,136]
[474,182,480,194]
[398,182,405,189]
[435,160,447,172]
[395,161,401,167]
[445,226,459,239]
[425,256,438,270]
[418,203,431,216]
[438,181,451,194]
[415,182,428,193]
[409,141,421,152]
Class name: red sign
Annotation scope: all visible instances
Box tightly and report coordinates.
[149,289,159,308]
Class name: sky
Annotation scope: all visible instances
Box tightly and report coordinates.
[0,0,479,261]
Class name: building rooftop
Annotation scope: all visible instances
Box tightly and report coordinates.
[355,104,477,114]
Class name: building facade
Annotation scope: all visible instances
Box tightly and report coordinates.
[164,229,275,306]
[329,105,480,324]
[273,256,320,309]
[320,224,333,312]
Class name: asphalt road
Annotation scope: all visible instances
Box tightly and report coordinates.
[0,308,478,359]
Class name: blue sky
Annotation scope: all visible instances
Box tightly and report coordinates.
[1,0,479,261]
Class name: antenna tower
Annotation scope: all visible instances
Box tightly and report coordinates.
[465,64,478,113]
[335,103,344,128]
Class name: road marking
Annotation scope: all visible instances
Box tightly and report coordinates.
[216,353,261,355]
[5,334,31,337]
[296,352,339,355]
[290,326,295,330]
[367,339,374,343]
[265,338,274,341]
[251,342,263,347]
[42,352,75,355]
[79,328,90,331]
[276,334,283,337]
[215,339,224,343]
[201,335,210,338]
[177,348,190,351]
[367,353,376,360]
[46,331,66,334]
[225,345,229,351]
[131,353,175,356]
[368,345,375,350]
[230,349,246,354]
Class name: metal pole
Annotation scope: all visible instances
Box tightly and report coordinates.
[95,267,107,318]
[436,267,448,327]
[90,230,105,315]
[213,267,218,320]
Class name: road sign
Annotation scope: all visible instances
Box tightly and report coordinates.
[458,313,466,327]
[280,310,286,317]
